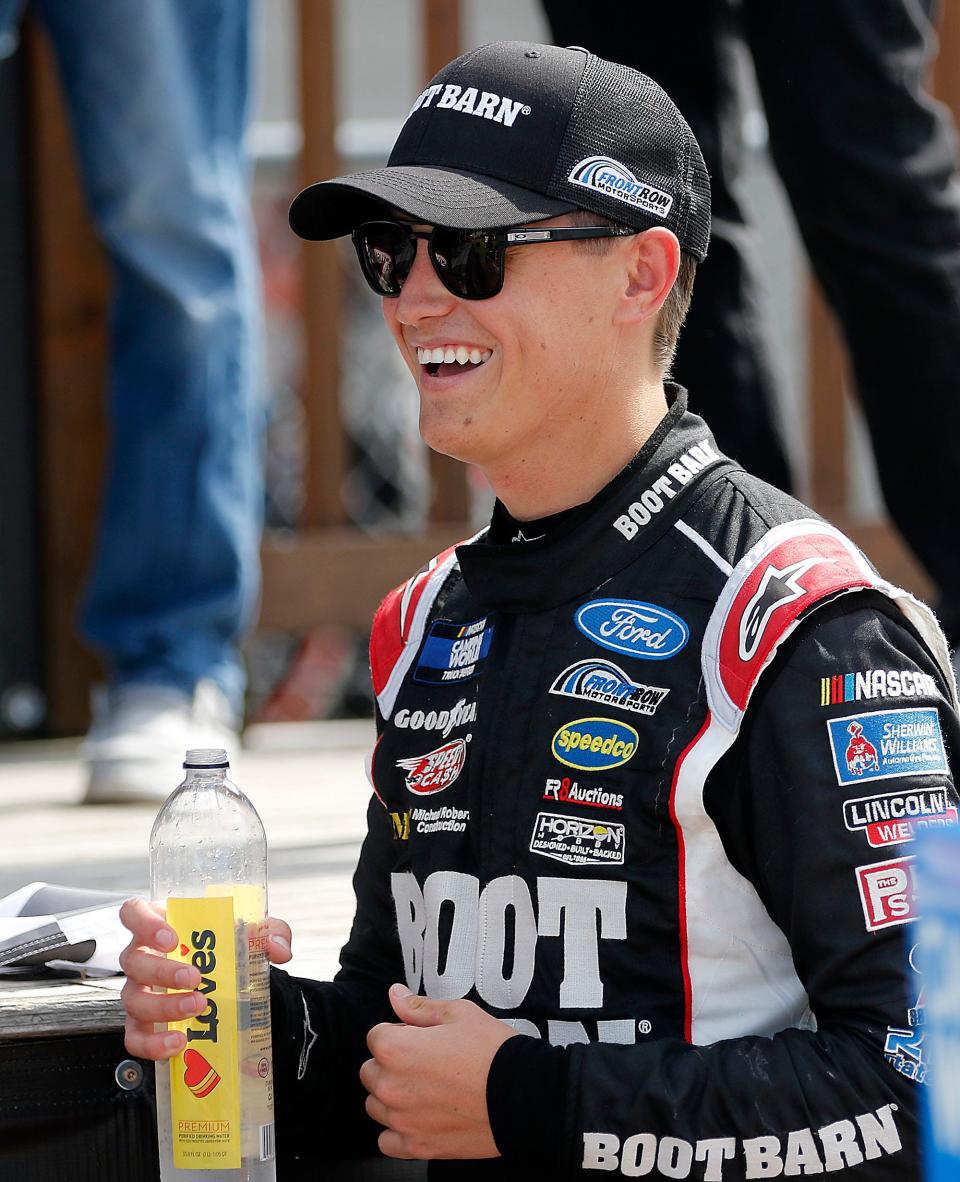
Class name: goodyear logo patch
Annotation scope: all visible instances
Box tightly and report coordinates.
[414,618,493,685]
[568,156,674,218]
[827,708,948,786]
[575,599,688,660]
[552,718,638,771]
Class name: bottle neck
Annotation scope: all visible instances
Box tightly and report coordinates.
[184,767,228,786]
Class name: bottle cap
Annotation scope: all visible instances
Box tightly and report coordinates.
[183,748,229,769]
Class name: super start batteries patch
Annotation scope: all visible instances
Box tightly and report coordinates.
[414,617,493,685]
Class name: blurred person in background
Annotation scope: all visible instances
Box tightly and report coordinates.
[0,0,265,802]
[541,0,960,670]
[120,42,959,1179]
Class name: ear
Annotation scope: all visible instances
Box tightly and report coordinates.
[612,228,681,327]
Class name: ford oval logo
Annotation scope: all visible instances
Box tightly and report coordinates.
[551,717,639,771]
[575,599,689,660]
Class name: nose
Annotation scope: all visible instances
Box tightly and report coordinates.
[393,238,458,325]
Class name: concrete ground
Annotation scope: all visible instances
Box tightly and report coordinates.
[0,720,375,983]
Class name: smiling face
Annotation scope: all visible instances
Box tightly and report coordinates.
[382,218,627,462]
[379,215,678,516]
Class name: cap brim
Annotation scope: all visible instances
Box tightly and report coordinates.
[289,164,577,240]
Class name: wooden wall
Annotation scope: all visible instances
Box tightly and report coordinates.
[22,2,958,732]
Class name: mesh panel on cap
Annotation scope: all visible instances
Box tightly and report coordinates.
[549,55,710,260]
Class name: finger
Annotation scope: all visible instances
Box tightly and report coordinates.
[379,1129,416,1160]
[364,1092,393,1130]
[358,1056,382,1094]
[121,980,208,1026]
[388,982,451,1028]
[265,916,293,964]
[119,897,176,951]
[124,1018,187,1062]
[118,945,200,991]
[366,1020,406,1060]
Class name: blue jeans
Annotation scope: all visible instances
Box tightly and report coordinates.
[1,0,264,715]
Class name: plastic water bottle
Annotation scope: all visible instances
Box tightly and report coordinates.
[149,749,276,1180]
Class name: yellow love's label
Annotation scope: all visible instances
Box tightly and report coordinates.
[167,896,241,1170]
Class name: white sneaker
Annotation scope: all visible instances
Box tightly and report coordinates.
[82,680,240,804]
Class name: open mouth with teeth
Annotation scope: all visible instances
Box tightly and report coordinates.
[417,345,493,378]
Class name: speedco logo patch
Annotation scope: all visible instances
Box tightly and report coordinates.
[550,659,668,717]
[530,812,625,866]
[568,156,673,218]
[856,856,918,932]
[552,718,638,771]
[575,600,688,660]
[396,736,469,795]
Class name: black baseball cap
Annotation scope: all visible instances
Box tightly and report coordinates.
[289,41,711,261]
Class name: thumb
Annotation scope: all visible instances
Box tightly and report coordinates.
[388,982,450,1027]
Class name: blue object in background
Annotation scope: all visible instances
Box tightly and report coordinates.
[917,827,960,1181]
[0,0,265,717]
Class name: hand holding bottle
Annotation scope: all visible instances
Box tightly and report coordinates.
[118,897,293,1061]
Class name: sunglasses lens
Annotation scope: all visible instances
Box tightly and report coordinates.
[432,229,503,299]
[354,223,504,300]
[355,223,417,296]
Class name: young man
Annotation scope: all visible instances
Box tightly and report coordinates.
[121,43,958,1179]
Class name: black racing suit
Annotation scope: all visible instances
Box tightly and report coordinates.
[270,389,959,1180]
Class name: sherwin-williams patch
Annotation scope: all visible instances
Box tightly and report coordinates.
[827,708,947,785]
[552,718,638,771]
[414,618,493,684]
[575,600,688,660]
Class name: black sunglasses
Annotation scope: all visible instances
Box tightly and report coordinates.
[351,219,639,301]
